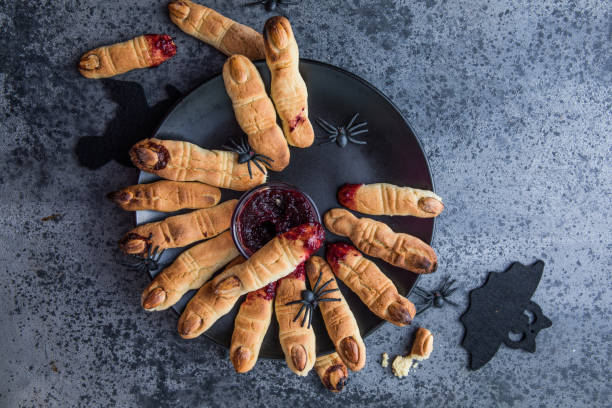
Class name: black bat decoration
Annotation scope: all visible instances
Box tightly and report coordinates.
[76,79,182,169]
[460,260,552,370]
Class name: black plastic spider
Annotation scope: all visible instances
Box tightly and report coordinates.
[412,276,459,315]
[285,271,341,328]
[223,134,273,179]
[316,113,368,147]
[244,0,300,12]
[120,244,165,273]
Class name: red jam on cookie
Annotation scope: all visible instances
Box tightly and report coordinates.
[337,183,363,207]
[247,281,278,301]
[145,34,177,66]
[326,242,358,269]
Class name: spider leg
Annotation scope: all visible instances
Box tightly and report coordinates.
[223,139,239,151]
[254,158,273,170]
[314,278,334,295]
[348,129,369,137]
[279,0,300,4]
[318,297,341,302]
[346,113,360,129]
[238,135,250,151]
[445,287,459,297]
[285,299,306,306]
[243,0,265,6]
[315,118,338,134]
[254,152,274,162]
[416,302,433,315]
[254,156,274,167]
[312,272,323,293]
[348,122,367,132]
[347,136,367,145]
[439,276,450,290]
[246,160,253,178]
[318,138,336,146]
[411,286,431,298]
[307,306,313,329]
[301,306,310,327]
[252,159,266,175]
[317,288,340,298]
[444,298,459,307]
[443,279,457,293]
[292,304,306,323]
[119,260,139,268]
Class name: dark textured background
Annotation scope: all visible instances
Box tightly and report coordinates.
[0,1,610,407]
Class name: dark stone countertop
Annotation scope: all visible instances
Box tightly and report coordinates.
[0,1,610,407]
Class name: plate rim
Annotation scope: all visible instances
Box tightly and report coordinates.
[139,58,438,359]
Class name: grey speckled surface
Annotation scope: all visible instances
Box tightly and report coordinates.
[1,0,610,407]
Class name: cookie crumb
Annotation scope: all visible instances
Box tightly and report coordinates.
[50,361,59,373]
[392,355,414,378]
[381,352,389,367]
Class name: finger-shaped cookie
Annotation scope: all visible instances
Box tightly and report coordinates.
[178,223,324,338]
[168,0,265,60]
[177,256,246,337]
[130,138,266,191]
[338,183,444,218]
[314,352,349,393]
[275,264,316,376]
[78,34,176,79]
[326,242,416,326]
[107,180,221,212]
[306,256,366,371]
[324,208,437,274]
[141,231,239,311]
[263,16,314,148]
[223,55,290,171]
[229,282,277,373]
[119,200,236,255]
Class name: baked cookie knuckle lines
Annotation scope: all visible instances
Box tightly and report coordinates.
[177,223,324,339]
[119,200,236,255]
[326,242,416,327]
[324,208,438,274]
[129,138,267,191]
[168,0,265,60]
[141,230,239,311]
[223,55,290,171]
[78,34,176,79]
[276,264,316,376]
[230,282,277,373]
[177,256,246,338]
[305,256,366,371]
[263,16,314,148]
[108,180,221,212]
[338,183,444,218]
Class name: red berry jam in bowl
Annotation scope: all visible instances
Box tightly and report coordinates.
[231,182,321,258]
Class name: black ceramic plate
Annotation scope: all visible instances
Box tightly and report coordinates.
[137,59,435,359]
